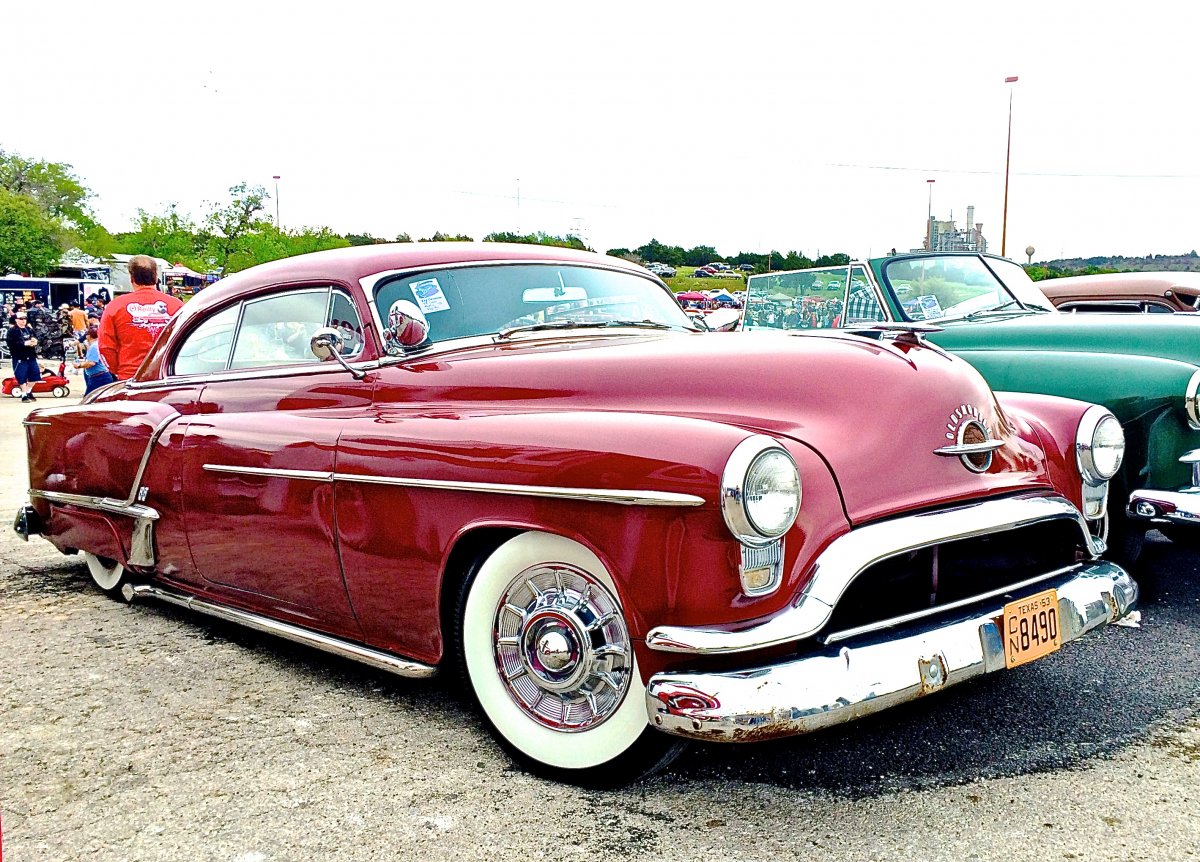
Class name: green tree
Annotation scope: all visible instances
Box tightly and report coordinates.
[483,231,590,251]
[0,189,62,275]
[0,149,95,229]
[419,231,474,242]
[114,204,203,266]
[200,182,269,274]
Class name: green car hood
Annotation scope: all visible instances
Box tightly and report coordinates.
[926,312,1197,365]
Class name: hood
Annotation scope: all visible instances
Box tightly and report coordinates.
[385,330,1054,525]
[929,312,1200,367]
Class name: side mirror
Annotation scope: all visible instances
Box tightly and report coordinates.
[310,327,345,361]
[384,300,430,354]
[310,327,367,379]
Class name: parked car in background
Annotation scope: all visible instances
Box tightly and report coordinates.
[738,264,755,272]
[1038,271,1200,314]
[745,253,1200,561]
[694,268,715,277]
[15,242,1137,786]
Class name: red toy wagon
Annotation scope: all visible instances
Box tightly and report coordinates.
[3,361,71,398]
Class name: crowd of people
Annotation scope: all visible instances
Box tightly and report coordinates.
[4,256,182,402]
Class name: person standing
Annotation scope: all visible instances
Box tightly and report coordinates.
[5,312,43,402]
[98,255,183,380]
[75,324,115,393]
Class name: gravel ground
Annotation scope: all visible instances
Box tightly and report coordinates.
[1,390,1198,861]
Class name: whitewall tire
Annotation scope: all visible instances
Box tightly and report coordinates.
[456,532,685,785]
[83,551,126,596]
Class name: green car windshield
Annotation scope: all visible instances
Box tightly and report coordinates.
[883,255,1054,322]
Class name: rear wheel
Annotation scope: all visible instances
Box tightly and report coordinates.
[454,532,685,786]
[52,385,69,397]
[83,552,127,598]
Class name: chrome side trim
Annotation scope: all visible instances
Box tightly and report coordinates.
[820,563,1080,644]
[645,493,1097,654]
[123,583,437,679]
[29,491,159,567]
[646,562,1136,742]
[334,472,705,507]
[203,464,334,482]
[932,439,1005,456]
[127,358,381,390]
[198,463,706,507]
[21,420,53,427]
[123,411,182,506]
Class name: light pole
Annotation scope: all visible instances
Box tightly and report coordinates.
[925,178,935,251]
[1001,76,1018,257]
[272,175,281,229]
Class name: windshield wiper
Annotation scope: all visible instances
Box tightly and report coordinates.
[964,299,1027,320]
[496,319,674,340]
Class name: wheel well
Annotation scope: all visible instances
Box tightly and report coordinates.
[439,527,522,652]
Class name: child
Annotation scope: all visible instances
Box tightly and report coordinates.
[75,325,115,393]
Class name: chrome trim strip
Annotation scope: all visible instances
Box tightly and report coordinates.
[197,463,705,506]
[645,493,1098,654]
[127,361,380,390]
[29,491,159,567]
[333,472,705,507]
[203,464,334,482]
[820,563,1081,644]
[123,412,182,506]
[21,420,53,427]
[646,562,1136,742]
[123,584,437,679]
[932,439,1006,456]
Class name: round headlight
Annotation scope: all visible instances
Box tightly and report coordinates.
[722,436,802,545]
[1076,407,1125,486]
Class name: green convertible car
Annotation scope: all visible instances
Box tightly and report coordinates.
[744,252,1200,560]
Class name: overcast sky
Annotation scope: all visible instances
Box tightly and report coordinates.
[4,1,1198,261]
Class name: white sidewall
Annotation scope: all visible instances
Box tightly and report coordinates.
[462,532,648,771]
[84,552,124,591]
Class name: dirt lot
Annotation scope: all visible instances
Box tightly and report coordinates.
[1,391,1198,861]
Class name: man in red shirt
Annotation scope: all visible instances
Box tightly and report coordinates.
[99,255,184,379]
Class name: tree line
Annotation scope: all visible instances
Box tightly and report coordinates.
[605,238,850,272]
[0,149,597,278]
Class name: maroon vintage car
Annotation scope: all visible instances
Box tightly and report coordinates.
[1040,271,1200,314]
[15,243,1138,785]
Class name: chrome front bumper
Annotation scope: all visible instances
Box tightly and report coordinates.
[645,561,1136,742]
[1128,448,1200,528]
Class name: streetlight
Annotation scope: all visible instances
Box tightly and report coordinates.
[1001,76,1018,257]
[925,179,936,251]
[272,175,281,229]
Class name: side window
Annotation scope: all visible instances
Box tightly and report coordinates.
[230,290,330,370]
[842,266,886,324]
[173,304,240,376]
[328,291,365,359]
[745,265,883,330]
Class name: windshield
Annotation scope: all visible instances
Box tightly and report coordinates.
[373,263,694,345]
[882,255,1054,322]
[742,264,883,330]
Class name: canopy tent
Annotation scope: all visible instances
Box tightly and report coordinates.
[675,291,708,301]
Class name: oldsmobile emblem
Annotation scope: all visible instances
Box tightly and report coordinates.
[934,404,1004,473]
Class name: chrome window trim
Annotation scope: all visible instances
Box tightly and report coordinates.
[742,261,892,331]
[200,464,705,507]
[359,259,683,358]
[1185,369,1200,431]
[645,492,1099,655]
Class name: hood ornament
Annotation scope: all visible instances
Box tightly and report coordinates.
[934,404,1004,472]
[870,322,944,346]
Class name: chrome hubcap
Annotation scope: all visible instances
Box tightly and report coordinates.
[493,564,632,731]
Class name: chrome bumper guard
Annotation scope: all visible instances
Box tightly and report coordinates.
[1128,448,1200,528]
[645,561,1136,742]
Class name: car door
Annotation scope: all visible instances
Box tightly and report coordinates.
[176,284,375,636]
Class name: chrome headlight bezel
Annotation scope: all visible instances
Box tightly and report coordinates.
[1186,369,1200,431]
[1076,405,1125,487]
[721,435,802,547]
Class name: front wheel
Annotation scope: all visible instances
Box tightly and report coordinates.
[52,385,69,397]
[454,532,685,786]
[83,551,127,598]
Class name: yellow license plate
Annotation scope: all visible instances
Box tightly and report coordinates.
[1002,588,1062,669]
